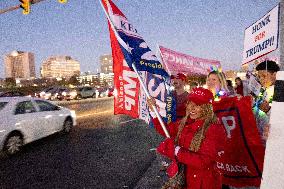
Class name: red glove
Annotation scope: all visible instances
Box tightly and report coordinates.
[167,160,179,178]
[157,138,175,160]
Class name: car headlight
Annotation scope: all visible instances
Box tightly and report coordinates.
[70,91,77,97]
[70,110,76,118]
[40,91,45,97]
[62,92,67,96]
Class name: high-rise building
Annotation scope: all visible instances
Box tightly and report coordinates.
[4,51,36,79]
[41,56,80,78]
[100,54,113,74]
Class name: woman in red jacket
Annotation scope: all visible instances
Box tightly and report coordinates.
[149,87,226,189]
[234,77,244,96]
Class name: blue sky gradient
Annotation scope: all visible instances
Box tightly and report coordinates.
[0,0,279,78]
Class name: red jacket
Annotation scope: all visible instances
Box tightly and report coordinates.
[235,85,244,96]
[173,91,189,119]
[154,118,226,189]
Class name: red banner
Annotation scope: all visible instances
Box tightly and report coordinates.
[159,46,221,76]
[213,96,265,187]
[109,24,140,118]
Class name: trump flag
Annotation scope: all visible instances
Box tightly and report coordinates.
[101,0,168,77]
[101,0,175,123]
[214,96,265,187]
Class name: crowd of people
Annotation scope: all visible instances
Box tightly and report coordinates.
[147,60,280,189]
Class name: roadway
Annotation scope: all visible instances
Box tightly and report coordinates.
[0,98,165,189]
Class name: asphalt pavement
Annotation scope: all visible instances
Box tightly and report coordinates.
[0,122,167,189]
[134,155,168,189]
[0,98,170,189]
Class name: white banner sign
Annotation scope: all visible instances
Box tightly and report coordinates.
[248,75,262,96]
[242,4,279,65]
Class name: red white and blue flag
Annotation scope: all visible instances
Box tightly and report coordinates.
[101,0,175,124]
[101,0,168,77]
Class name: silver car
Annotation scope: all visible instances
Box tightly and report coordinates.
[0,97,76,155]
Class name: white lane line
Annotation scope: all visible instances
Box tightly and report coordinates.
[77,110,113,118]
[119,118,140,124]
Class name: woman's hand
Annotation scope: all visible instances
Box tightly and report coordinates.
[259,100,271,113]
[146,97,156,111]
[157,138,176,160]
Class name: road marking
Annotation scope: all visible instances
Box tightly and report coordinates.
[77,110,113,118]
[119,118,140,124]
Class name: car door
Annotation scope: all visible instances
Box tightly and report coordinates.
[84,87,92,97]
[13,100,42,143]
[34,100,65,133]
[81,87,87,98]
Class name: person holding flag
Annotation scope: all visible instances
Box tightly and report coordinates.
[148,87,226,189]
[170,73,189,119]
[227,61,280,189]
[158,73,189,171]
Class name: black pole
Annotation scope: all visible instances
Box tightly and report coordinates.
[274,0,284,102]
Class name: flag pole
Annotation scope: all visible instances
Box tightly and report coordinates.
[132,63,170,138]
[99,0,170,138]
[156,45,171,75]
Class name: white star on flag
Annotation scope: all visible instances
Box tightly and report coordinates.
[126,43,133,53]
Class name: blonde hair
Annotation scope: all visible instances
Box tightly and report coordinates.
[207,71,229,93]
[175,103,217,152]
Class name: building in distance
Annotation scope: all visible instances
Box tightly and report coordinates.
[4,50,35,79]
[100,54,113,74]
[77,72,114,88]
[41,56,80,79]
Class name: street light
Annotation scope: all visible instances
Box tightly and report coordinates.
[19,0,30,15]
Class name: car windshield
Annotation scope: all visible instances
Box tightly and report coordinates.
[44,88,54,92]
[0,102,8,110]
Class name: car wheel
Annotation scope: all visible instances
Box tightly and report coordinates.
[63,118,73,133]
[4,134,23,155]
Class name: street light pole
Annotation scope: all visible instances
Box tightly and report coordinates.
[260,0,284,188]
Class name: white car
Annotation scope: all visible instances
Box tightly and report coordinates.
[0,97,76,155]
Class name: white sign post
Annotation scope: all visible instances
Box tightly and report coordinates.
[242,4,279,65]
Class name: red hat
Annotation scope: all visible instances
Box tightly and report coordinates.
[170,73,187,81]
[188,87,214,105]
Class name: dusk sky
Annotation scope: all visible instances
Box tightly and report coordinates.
[0,0,279,78]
